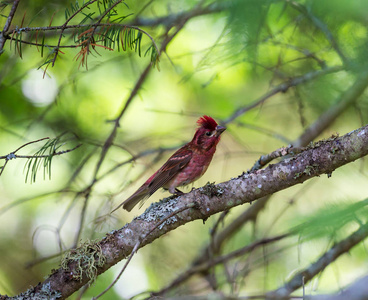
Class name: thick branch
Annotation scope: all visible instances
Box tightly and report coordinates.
[11,123,368,299]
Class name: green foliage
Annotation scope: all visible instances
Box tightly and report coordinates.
[4,0,160,71]
[24,136,64,183]
[292,199,368,241]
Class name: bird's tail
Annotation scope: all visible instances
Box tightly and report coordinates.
[111,185,149,213]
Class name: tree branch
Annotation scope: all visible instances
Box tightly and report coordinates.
[224,65,344,125]
[9,123,368,299]
[267,222,368,299]
[0,0,20,54]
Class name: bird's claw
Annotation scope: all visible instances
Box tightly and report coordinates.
[175,188,184,195]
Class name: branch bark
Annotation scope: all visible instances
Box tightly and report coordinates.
[6,122,368,299]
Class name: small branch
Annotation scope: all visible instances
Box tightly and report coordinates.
[0,138,81,177]
[52,0,99,66]
[91,241,140,300]
[287,1,348,65]
[0,144,82,160]
[249,145,304,172]
[294,70,368,147]
[224,65,344,125]
[130,1,227,28]
[94,204,193,299]
[267,222,368,299]
[4,23,159,54]
[154,234,290,297]
[11,137,50,154]
[0,0,20,53]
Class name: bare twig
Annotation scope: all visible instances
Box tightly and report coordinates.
[267,222,368,299]
[249,145,304,172]
[287,1,348,65]
[95,204,194,299]
[224,66,344,125]
[153,234,290,296]
[0,0,20,53]
[294,71,368,147]
[91,241,140,300]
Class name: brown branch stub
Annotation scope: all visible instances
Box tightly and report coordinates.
[20,123,368,299]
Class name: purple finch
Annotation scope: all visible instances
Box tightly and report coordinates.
[113,115,225,212]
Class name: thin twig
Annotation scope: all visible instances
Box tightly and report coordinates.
[0,0,20,53]
[153,234,290,296]
[52,0,99,66]
[4,23,159,53]
[92,241,139,300]
[0,140,81,177]
[249,145,304,172]
[95,204,194,299]
[287,1,347,65]
[0,144,82,160]
[224,65,344,125]
[267,222,368,298]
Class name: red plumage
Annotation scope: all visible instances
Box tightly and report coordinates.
[197,115,218,130]
[112,115,226,212]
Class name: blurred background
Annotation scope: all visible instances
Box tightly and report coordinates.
[0,0,368,299]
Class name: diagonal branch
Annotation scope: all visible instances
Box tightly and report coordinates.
[174,69,368,291]
[16,123,368,299]
[287,1,348,65]
[267,221,368,299]
[0,0,20,53]
[224,65,344,124]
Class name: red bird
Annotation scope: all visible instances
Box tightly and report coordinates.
[113,115,226,212]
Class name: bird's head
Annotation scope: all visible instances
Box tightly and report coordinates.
[191,115,226,151]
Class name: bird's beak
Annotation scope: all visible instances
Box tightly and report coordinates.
[215,125,226,136]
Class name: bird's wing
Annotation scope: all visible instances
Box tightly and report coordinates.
[115,147,192,212]
[147,148,192,194]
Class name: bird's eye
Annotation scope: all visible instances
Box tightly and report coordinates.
[205,131,212,136]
